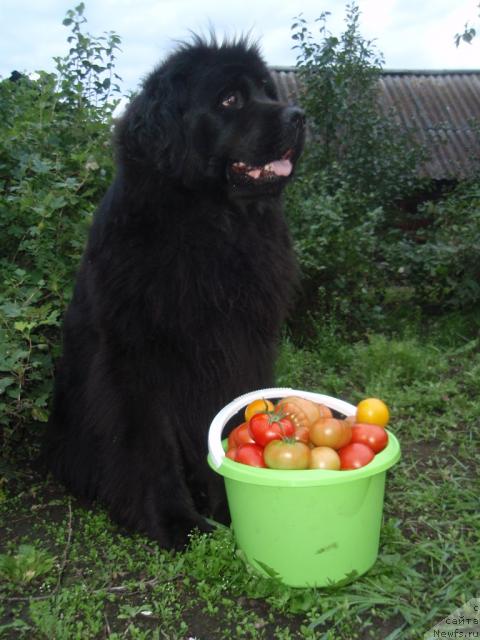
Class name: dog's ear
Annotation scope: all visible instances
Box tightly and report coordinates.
[115,70,187,176]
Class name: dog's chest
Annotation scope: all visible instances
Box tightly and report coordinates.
[175,207,296,315]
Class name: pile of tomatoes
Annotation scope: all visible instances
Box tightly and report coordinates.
[225,396,390,470]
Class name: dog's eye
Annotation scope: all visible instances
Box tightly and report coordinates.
[220,91,244,109]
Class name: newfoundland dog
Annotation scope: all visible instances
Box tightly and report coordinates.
[44,36,305,549]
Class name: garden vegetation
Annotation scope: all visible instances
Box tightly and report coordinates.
[1,4,479,638]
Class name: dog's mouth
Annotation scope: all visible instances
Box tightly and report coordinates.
[229,149,294,184]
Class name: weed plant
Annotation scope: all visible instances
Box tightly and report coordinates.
[1,313,479,639]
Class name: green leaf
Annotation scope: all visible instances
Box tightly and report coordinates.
[31,406,49,422]
[0,303,21,318]
[14,321,35,333]
[0,545,55,584]
[0,377,15,394]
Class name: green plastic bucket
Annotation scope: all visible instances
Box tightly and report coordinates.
[208,387,401,588]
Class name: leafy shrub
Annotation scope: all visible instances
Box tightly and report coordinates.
[285,173,386,336]
[0,4,121,447]
[387,181,480,309]
[285,3,427,334]
[55,2,122,108]
[291,3,422,209]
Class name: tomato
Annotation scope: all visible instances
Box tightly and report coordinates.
[244,398,274,422]
[338,442,375,470]
[235,443,266,467]
[294,425,310,445]
[309,446,341,470]
[228,422,255,449]
[356,398,389,427]
[351,423,388,453]
[309,418,352,449]
[263,439,310,469]
[275,396,330,429]
[317,403,333,419]
[343,415,356,427]
[248,412,295,447]
[225,448,237,460]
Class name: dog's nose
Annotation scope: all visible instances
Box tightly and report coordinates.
[283,106,306,130]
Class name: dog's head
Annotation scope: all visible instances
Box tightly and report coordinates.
[116,36,305,198]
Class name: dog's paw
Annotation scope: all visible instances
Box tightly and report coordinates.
[169,514,215,551]
[144,512,214,550]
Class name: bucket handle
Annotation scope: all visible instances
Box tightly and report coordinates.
[208,387,356,469]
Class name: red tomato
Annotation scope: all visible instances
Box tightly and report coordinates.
[351,423,388,453]
[227,422,255,449]
[235,443,266,467]
[225,448,237,460]
[338,442,375,470]
[263,439,310,469]
[309,418,352,449]
[249,412,295,447]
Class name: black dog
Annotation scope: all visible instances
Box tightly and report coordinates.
[44,36,305,549]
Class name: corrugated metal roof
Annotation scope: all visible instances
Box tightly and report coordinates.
[269,67,480,180]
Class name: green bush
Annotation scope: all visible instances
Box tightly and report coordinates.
[0,4,121,446]
[285,173,386,336]
[386,181,480,309]
[291,3,422,208]
[285,3,429,335]
[287,3,480,327]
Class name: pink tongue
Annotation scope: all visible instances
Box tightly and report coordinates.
[245,159,293,179]
[269,159,292,177]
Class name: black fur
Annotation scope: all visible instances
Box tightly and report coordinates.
[44,36,305,549]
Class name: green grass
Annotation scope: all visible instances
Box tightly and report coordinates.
[1,312,479,639]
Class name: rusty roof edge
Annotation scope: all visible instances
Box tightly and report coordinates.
[380,69,480,75]
[269,67,480,180]
[269,66,480,75]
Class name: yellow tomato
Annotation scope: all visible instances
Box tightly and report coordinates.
[356,398,390,428]
[244,398,274,422]
[309,446,341,470]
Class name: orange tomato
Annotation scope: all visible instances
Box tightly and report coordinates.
[309,418,352,449]
[294,425,310,444]
[276,396,330,429]
[317,403,333,419]
[356,398,390,428]
[244,398,274,422]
